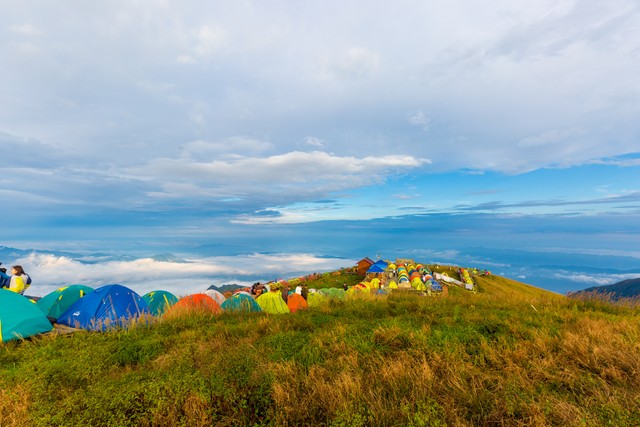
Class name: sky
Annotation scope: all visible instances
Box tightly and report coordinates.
[1,1,639,294]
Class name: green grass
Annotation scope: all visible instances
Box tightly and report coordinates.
[1,272,639,426]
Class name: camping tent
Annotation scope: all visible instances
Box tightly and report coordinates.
[142,290,178,316]
[220,293,261,313]
[256,291,290,314]
[367,264,386,273]
[0,289,53,342]
[411,277,426,291]
[320,288,346,299]
[36,284,94,322]
[167,293,221,316]
[204,288,226,305]
[57,284,149,331]
[287,293,308,313]
[306,292,325,307]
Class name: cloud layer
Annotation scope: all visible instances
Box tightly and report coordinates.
[1,1,639,244]
[17,252,355,297]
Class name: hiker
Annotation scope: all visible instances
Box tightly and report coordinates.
[301,284,309,301]
[280,283,289,303]
[0,263,9,289]
[8,265,31,295]
[251,282,263,298]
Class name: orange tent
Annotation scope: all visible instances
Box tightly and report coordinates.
[166,293,221,317]
[287,293,308,313]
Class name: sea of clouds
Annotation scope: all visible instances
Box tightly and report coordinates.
[12,252,355,297]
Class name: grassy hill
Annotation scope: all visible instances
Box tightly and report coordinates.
[569,277,640,301]
[1,268,639,426]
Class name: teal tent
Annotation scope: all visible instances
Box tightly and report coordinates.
[37,284,94,321]
[221,293,261,313]
[1,289,53,342]
[142,290,178,316]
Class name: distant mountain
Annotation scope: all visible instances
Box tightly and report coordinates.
[570,278,640,300]
[149,253,189,263]
[208,283,245,293]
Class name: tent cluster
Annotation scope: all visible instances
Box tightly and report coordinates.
[364,261,444,293]
[1,259,484,343]
[0,280,347,341]
[459,268,475,291]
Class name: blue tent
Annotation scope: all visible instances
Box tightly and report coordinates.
[37,284,94,321]
[367,259,388,273]
[57,284,149,331]
[367,264,385,273]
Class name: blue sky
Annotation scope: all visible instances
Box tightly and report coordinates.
[1,1,639,293]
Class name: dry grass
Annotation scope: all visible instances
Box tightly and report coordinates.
[0,384,30,427]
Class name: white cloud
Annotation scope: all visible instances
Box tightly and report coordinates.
[182,137,274,159]
[408,110,430,130]
[176,54,197,64]
[191,24,226,59]
[519,128,588,148]
[18,252,354,297]
[319,47,381,80]
[125,151,430,201]
[304,136,325,147]
[8,23,43,36]
[554,272,640,286]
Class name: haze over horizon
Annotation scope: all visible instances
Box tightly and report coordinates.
[2,1,639,294]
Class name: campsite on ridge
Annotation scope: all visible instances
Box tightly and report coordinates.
[1,257,639,426]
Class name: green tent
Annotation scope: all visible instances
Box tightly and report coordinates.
[142,290,179,316]
[37,284,94,321]
[306,292,326,307]
[256,291,290,314]
[320,288,346,299]
[411,277,426,291]
[1,289,53,342]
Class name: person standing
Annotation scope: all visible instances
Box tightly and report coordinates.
[8,265,31,295]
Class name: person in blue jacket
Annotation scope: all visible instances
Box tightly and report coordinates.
[0,263,9,289]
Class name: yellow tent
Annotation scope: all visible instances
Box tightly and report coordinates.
[256,292,290,314]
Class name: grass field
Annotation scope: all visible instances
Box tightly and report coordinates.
[1,270,639,426]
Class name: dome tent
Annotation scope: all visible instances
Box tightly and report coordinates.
[256,291,290,314]
[0,289,53,342]
[320,288,346,299]
[167,293,221,316]
[142,290,178,316]
[37,284,94,322]
[221,293,261,313]
[287,292,308,313]
[57,284,149,331]
[204,288,226,305]
[306,291,326,307]
[367,264,386,273]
